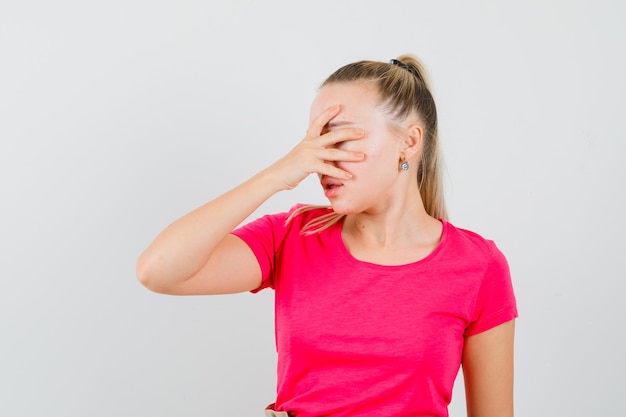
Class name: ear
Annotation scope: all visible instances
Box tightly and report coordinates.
[401,124,423,161]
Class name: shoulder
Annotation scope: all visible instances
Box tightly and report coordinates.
[442,220,505,266]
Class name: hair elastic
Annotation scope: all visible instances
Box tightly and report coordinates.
[390,58,423,82]
[390,59,410,70]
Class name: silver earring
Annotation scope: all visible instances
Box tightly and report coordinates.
[400,161,409,171]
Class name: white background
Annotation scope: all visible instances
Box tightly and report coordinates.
[1,1,625,416]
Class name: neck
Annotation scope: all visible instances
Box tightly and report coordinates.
[343,192,437,248]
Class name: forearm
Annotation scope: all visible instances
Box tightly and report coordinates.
[136,104,364,292]
[136,168,281,289]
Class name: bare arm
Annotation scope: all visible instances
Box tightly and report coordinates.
[136,105,365,295]
[136,171,280,295]
[463,319,516,417]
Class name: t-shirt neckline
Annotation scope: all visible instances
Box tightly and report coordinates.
[331,218,449,270]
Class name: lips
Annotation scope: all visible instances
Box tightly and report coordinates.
[321,177,344,198]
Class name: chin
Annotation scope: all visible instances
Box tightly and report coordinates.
[329,201,360,215]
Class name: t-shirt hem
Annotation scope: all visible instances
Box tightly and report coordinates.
[464,305,518,337]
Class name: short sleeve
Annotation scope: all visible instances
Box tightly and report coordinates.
[465,243,518,336]
[230,208,293,293]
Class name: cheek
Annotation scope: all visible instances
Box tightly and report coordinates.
[336,136,398,174]
[341,153,390,181]
[361,143,397,169]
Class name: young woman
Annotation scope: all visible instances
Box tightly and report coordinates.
[136,55,518,417]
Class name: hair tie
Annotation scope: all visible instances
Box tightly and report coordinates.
[390,59,410,70]
[390,59,423,83]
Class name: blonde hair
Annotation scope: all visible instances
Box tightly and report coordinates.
[289,54,448,234]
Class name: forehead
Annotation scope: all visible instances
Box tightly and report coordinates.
[309,82,381,123]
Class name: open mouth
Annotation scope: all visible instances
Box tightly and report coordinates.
[322,178,344,190]
[322,178,344,198]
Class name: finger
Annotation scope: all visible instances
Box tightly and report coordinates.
[318,127,365,147]
[316,162,355,180]
[317,148,365,162]
[307,105,341,137]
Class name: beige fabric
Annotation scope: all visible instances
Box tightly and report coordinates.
[264,410,289,417]
[264,403,289,417]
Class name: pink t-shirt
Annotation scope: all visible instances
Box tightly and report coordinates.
[232,205,517,417]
